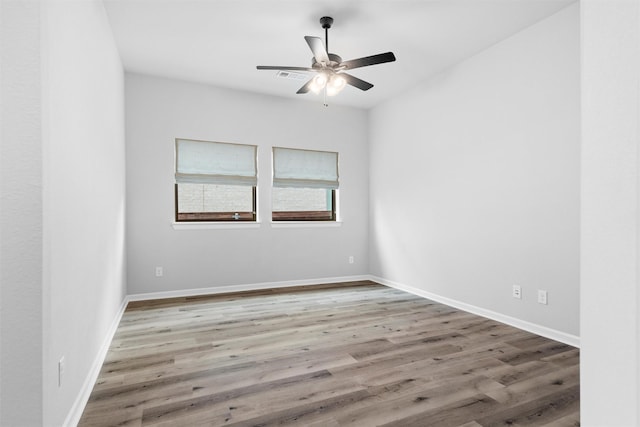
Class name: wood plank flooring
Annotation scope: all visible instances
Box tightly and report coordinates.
[79,281,580,426]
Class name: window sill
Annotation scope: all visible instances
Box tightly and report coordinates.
[270,221,342,229]
[172,222,261,230]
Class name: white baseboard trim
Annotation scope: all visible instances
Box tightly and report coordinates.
[63,297,128,427]
[66,275,369,425]
[370,275,580,348]
[126,275,372,302]
[64,273,578,426]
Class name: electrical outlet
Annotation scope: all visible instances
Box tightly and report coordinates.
[512,285,522,299]
[538,289,548,305]
[348,256,354,264]
[155,266,163,277]
[58,356,65,387]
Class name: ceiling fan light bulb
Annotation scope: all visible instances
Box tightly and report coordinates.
[332,75,346,88]
[309,73,328,94]
[327,75,346,96]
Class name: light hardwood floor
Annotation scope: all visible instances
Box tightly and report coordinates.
[79,281,580,426]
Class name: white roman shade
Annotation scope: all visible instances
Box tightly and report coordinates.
[273,147,339,189]
[175,139,257,186]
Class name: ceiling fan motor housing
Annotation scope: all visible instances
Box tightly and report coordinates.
[312,53,342,69]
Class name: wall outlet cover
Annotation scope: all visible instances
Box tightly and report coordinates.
[538,289,548,305]
[58,356,65,387]
[512,285,522,299]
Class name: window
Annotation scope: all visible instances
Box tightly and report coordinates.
[272,147,338,221]
[175,139,257,221]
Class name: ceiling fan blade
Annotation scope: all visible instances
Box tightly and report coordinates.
[256,66,315,72]
[340,73,374,91]
[304,36,330,65]
[296,78,315,94]
[339,52,396,70]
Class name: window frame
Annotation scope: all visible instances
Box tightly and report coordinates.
[175,184,257,222]
[174,138,257,223]
[271,147,339,222]
[271,189,336,222]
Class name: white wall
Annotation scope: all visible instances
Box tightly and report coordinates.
[0,0,127,425]
[0,1,44,425]
[369,4,580,338]
[125,74,368,295]
[41,2,127,425]
[580,0,640,425]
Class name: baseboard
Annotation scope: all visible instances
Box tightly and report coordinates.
[65,273,578,426]
[370,275,580,348]
[127,274,580,348]
[63,297,128,427]
[126,275,372,302]
[65,275,369,425]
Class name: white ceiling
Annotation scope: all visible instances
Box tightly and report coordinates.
[103,0,576,109]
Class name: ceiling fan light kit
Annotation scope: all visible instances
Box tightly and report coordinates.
[257,16,396,105]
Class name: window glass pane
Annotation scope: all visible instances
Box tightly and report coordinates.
[272,187,332,212]
[178,183,253,213]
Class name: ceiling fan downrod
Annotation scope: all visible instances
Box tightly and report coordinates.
[320,16,333,53]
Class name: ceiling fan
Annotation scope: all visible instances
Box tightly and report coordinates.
[257,16,396,100]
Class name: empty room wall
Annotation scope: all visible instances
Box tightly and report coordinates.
[369,4,580,339]
[41,1,126,425]
[1,1,44,425]
[581,0,640,423]
[125,74,368,295]
[1,1,126,425]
